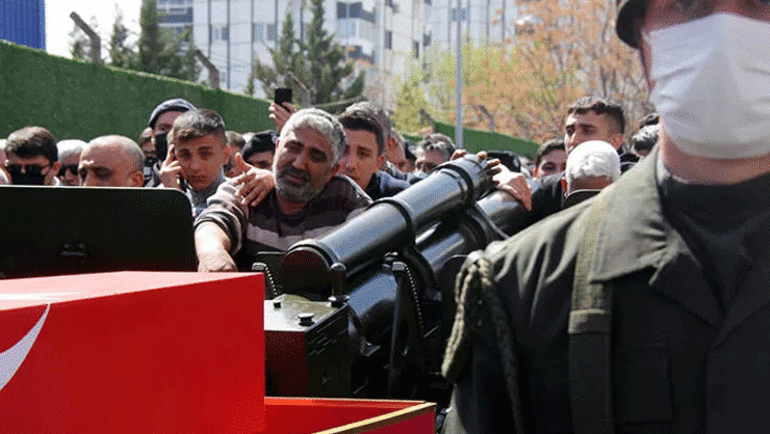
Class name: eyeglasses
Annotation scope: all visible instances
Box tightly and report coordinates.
[5,164,51,177]
[58,164,79,177]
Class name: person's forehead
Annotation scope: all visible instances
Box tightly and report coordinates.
[566,111,610,129]
[344,128,378,152]
[540,149,567,163]
[6,153,49,165]
[174,134,226,151]
[249,150,273,161]
[59,154,80,165]
[155,111,184,130]
[81,145,127,166]
[424,149,446,162]
[283,126,333,153]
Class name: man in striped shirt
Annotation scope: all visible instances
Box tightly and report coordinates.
[194,108,371,272]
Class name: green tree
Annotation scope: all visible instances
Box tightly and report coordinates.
[136,0,198,81]
[68,16,98,61]
[300,0,362,104]
[248,0,363,105]
[108,7,135,69]
[247,13,304,96]
[392,65,430,134]
[394,0,647,142]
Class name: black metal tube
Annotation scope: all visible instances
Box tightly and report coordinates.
[281,156,493,294]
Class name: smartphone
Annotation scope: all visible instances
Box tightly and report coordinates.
[171,148,188,191]
[274,88,293,108]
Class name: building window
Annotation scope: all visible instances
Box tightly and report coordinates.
[385,30,392,50]
[210,25,229,42]
[267,23,277,41]
[337,2,348,18]
[424,0,431,5]
[159,8,193,24]
[451,7,468,21]
[349,2,362,18]
[252,23,264,42]
[413,40,420,58]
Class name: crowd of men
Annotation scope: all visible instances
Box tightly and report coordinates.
[4,0,767,430]
[2,88,642,274]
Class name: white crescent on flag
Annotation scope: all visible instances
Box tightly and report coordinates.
[0,304,50,391]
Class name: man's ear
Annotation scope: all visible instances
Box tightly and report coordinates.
[222,144,232,165]
[611,133,625,151]
[49,161,61,183]
[377,153,386,170]
[130,171,145,187]
[329,161,342,178]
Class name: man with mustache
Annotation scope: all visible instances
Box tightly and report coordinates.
[194,108,371,272]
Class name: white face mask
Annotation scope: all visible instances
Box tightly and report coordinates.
[647,13,770,159]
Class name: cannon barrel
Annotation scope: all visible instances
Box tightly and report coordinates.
[271,155,536,399]
[280,156,494,296]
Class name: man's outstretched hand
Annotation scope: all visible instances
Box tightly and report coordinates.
[231,153,275,207]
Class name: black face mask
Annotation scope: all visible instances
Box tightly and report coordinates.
[144,156,157,167]
[6,164,50,185]
[154,132,169,162]
[10,172,47,185]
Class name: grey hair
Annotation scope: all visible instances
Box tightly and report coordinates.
[281,108,346,164]
[565,140,621,186]
[57,139,87,160]
[87,135,145,173]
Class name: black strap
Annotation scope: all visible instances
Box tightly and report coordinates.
[569,194,614,434]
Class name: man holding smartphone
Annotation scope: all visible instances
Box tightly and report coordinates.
[269,88,295,133]
[159,109,231,217]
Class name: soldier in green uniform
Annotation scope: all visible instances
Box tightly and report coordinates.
[442,0,770,433]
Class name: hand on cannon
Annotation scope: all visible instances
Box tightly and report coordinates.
[451,150,532,211]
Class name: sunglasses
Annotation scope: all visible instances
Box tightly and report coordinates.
[5,164,51,177]
[58,164,79,177]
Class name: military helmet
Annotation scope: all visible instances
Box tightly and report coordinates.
[616,0,646,49]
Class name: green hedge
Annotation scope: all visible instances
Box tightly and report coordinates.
[1,40,537,158]
[0,40,273,142]
[401,122,537,160]
[432,122,538,159]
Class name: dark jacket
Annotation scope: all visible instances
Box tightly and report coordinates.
[364,170,411,201]
[520,148,639,234]
[443,148,770,433]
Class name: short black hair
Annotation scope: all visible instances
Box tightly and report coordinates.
[242,130,277,161]
[6,126,58,163]
[168,109,227,146]
[637,112,659,130]
[487,150,522,172]
[225,130,246,151]
[631,124,659,154]
[138,127,153,145]
[344,101,392,141]
[417,133,456,161]
[338,109,385,155]
[567,96,625,135]
[534,138,565,168]
[404,140,417,162]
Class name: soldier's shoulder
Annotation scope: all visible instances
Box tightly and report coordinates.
[484,195,594,268]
